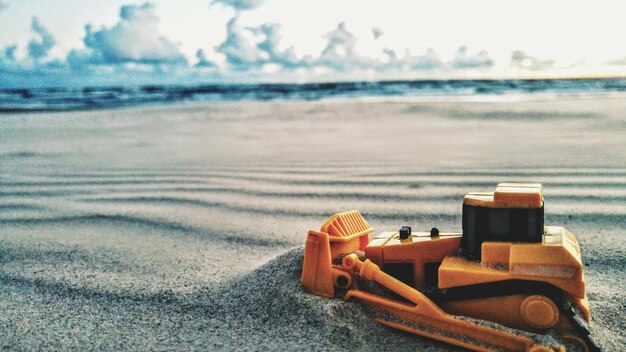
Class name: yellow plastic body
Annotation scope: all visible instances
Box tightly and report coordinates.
[301,210,372,298]
[365,231,461,290]
[464,183,543,208]
[437,227,589,322]
[363,226,589,332]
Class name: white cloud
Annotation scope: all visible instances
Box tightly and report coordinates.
[371,27,384,40]
[195,49,216,67]
[607,56,626,66]
[384,48,443,70]
[27,17,55,61]
[216,16,302,70]
[316,22,379,70]
[213,20,448,74]
[510,50,555,71]
[4,1,595,87]
[216,15,264,67]
[0,45,17,63]
[320,22,357,60]
[0,16,59,72]
[450,46,494,69]
[211,0,265,11]
[250,23,300,68]
[69,3,186,66]
[315,23,443,73]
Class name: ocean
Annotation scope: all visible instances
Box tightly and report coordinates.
[1,78,626,112]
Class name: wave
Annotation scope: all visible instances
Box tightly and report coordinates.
[2,78,626,113]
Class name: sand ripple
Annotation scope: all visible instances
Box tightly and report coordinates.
[1,99,625,350]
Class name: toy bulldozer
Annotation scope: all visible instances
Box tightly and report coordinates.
[301,183,599,352]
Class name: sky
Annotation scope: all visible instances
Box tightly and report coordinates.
[0,0,625,87]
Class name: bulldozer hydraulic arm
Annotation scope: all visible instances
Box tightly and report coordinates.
[341,254,562,352]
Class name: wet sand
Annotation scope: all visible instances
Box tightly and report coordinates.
[1,97,625,350]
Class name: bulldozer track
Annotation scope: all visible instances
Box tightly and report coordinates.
[556,296,600,352]
[426,280,601,352]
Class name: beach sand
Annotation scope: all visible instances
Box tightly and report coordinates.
[1,97,625,350]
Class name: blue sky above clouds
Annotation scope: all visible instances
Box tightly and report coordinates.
[1,0,625,88]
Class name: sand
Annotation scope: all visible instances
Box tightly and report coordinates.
[0,97,625,350]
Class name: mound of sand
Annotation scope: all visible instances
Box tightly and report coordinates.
[210,247,445,350]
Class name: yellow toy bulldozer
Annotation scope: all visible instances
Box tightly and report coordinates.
[301,183,599,352]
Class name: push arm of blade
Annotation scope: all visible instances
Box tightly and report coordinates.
[341,255,561,352]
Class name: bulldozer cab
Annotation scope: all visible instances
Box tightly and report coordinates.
[462,183,544,260]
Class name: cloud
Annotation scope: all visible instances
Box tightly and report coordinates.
[450,46,494,69]
[215,20,445,74]
[216,16,302,69]
[216,15,264,67]
[211,0,265,11]
[607,56,626,66]
[383,47,443,70]
[0,16,57,71]
[195,49,216,67]
[317,22,375,70]
[0,45,17,63]
[27,17,56,61]
[320,22,357,60]
[372,27,384,40]
[0,30,67,89]
[510,50,555,71]
[69,3,186,66]
[315,23,443,72]
[408,48,443,70]
[2,1,560,88]
[250,23,300,68]
[215,20,446,74]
